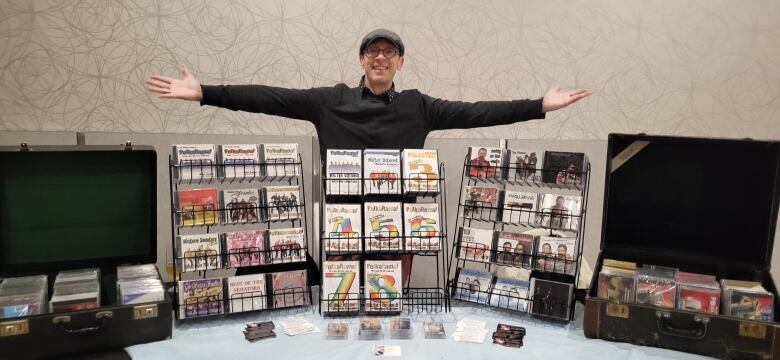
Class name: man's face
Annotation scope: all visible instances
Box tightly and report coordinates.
[360,39,404,85]
[478,149,487,160]
[556,197,565,207]
[557,245,567,256]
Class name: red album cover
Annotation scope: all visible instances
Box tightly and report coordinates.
[678,285,720,314]
[177,188,219,226]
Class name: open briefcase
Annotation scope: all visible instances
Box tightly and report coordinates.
[0,144,172,359]
[584,134,780,359]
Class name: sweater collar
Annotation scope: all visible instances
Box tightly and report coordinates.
[358,76,397,103]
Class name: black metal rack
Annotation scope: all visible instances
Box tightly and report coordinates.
[169,155,313,321]
[449,154,591,322]
[318,160,451,316]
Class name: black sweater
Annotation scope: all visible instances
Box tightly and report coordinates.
[200,83,545,156]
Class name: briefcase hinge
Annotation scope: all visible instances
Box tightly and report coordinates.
[133,304,158,320]
[0,319,29,337]
[606,303,629,319]
[738,321,767,339]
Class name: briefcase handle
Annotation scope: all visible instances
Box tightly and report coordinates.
[52,311,113,336]
[655,310,709,340]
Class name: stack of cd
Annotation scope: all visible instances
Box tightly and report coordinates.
[117,264,165,305]
[50,268,101,313]
[492,323,526,348]
[721,280,774,321]
[0,275,48,318]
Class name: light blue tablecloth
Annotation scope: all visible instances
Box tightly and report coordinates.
[126,299,712,360]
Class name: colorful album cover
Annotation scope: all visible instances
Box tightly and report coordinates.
[222,188,261,223]
[177,188,219,226]
[226,274,267,313]
[324,204,362,253]
[506,149,544,182]
[729,290,774,321]
[535,236,577,275]
[262,143,299,177]
[364,202,402,252]
[403,203,441,251]
[597,268,636,303]
[490,277,530,311]
[463,186,500,221]
[224,230,265,267]
[453,268,493,304]
[542,151,585,185]
[271,270,309,308]
[322,261,360,313]
[678,285,720,314]
[501,190,539,225]
[268,227,305,264]
[364,149,401,195]
[326,149,362,195]
[220,144,261,179]
[539,194,582,231]
[494,232,535,268]
[635,269,677,308]
[178,278,224,319]
[529,278,573,320]
[364,260,403,312]
[457,227,495,262]
[402,149,440,193]
[467,146,504,179]
[173,144,216,181]
[177,233,221,272]
[263,185,301,221]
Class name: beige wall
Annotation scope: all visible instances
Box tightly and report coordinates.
[1,0,779,141]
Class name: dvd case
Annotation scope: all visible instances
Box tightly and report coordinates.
[262,143,299,177]
[272,270,309,308]
[324,204,362,253]
[539,194,582,231]
[177,188,219,226]
[402,149,439,193]
[490,277,530,311]
[224,230,265,267]
[535,236,577,275]
[263,185,301,221]
[322,261,360,314]
[364,149,401,195]
[220,144,261,179]
[403,203,441,251]
[178,278,224,319]
[494,231,535,268]
[466,146,504,179]
[364,261,403,313]
[173,144,217,181]
[453,268,493,304]
[326,149,362,195]
[268,227,305,264]
[542,151,586,185]
[177,233,222,272]
[457,227,495,262]
[463,186,500,221]
[222,188,261,223]
[365,202,402,252]
[501,190,539,225]
[529,278,573,320]
[226,274,267,313]
[506,149,543,182]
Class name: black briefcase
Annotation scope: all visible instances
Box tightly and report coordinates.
[0,144,172,360]
[584,134,780,359]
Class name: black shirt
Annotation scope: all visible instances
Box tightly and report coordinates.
[200,80,546,157]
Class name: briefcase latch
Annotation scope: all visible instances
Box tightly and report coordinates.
[133,304,158,320]
[738,321,767,339]
[606,303,629,319]
[0,319,29,337]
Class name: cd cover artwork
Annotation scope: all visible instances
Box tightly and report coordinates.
[542,151,585,185]
[529,278,573,320]
[467,146,504,179]
[272,270,309,308]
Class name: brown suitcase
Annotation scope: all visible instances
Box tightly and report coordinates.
[584,134,780,359]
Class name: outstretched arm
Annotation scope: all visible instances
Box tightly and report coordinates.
[423,85,591,131]
[146,68,335,121]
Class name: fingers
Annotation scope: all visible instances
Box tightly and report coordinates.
[149,75,173,84]
[146,78,171,89]
[568,90,592,104]
[568,89,589,96]
[147,84,170,95]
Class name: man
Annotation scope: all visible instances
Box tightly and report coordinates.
[546,195,570,229]
[468,147,493,178]
[147,29,591,284]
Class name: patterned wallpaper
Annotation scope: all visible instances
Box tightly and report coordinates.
[1,0,779,140]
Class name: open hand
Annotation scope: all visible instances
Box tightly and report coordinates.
[542,85,592,113]
[146,67,203,101]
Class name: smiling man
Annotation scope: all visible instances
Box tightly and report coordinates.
[147,29,590,157]
[147,29,591,285]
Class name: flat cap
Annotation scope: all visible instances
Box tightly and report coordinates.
[359,29,405,56]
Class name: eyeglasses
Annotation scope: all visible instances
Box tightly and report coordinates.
[364,47,399,59]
